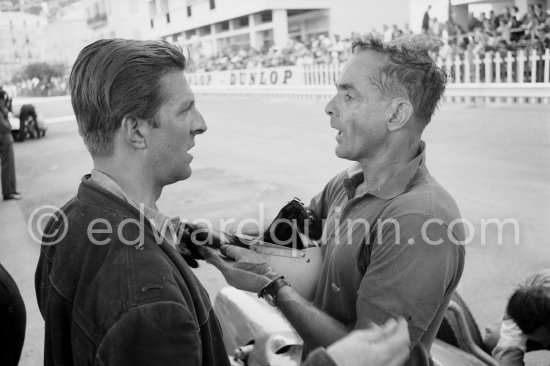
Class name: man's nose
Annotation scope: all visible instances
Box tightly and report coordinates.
[192,110,207,135]
[325,95,337,117]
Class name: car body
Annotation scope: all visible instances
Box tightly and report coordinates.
[9,102,47,141]
[214,287,493,366]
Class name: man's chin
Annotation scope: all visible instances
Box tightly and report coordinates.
[180,167,192,181]
[335,148,352,161]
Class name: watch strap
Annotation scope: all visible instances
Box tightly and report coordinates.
[258,276,290,304]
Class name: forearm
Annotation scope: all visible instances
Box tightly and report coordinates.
[276,286,349,349]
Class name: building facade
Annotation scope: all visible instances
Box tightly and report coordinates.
[147,0,437,59]
[83,0,150,40]
[39,1,93,66]
[0,11,47,83]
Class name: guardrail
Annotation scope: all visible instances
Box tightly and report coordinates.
[193,83,550,104]
[189,49,550,104]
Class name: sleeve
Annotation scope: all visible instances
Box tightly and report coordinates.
[491,317,527,366]
[0,111,11,134]
[355,214,464,346]
[302,348,338,366]
[96,301,202,366]
[308,173,345,241]
[308,187,330,222]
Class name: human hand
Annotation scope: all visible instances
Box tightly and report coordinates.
[327,318,410,366]
[198,244,280,293]
[176,223,231,268]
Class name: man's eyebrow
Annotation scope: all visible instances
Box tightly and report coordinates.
[335,83,358,93]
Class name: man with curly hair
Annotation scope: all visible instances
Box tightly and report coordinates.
[202,35,465,366]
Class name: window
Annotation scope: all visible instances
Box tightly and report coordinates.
[166,12,170,23]
[199,25,211,36]
[150,19,154,28]
[185,29,196,39]
[260,11,272,23]
[234,16,249,29]
[215,21,229,33]
[187,6,192,17]
[209,0,215,10]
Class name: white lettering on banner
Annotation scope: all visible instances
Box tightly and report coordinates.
[186,66,303,86]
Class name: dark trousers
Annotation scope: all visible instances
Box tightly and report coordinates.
[0,134,16,197]
[0,262,26,365]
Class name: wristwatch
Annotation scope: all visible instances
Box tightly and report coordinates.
[258,276,291,307]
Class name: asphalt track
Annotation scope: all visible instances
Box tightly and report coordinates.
[2,95,549,365]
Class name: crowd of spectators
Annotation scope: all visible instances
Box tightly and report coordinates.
[188,4,550,73]
[439,4,550,61]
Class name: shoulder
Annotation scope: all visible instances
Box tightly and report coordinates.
[381,176,464,240]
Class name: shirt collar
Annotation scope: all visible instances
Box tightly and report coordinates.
[343,141,428,200]
[88,169,179,245]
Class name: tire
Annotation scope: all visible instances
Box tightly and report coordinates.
[17,129,26,142]
[436,292,486,352]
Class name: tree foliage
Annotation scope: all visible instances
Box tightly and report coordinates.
[12,62,67,83]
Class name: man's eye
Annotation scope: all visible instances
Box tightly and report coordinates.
[343,94,353,102]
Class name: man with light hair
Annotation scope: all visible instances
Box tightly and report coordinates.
[201,35,465,366]
[34,39,228,366]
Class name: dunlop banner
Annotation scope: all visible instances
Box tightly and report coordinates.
[186,66,304,86]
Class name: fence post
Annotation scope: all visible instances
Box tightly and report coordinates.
[474,54,481,83]
[530,49,539,83]
[313,64,321,85]
[494,52,502,83]
[445,57,454,83]
[517,50,525,83]
[484,52,493,84]
[544,48,550,84]
[464,55,471,84]
[454,55,462,84]
[505,51,514,83]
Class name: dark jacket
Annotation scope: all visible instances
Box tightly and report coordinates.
[35,177,230,366]
[0,262,26,366]
[0,106,11,136]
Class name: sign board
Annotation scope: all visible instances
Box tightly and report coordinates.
[186,66,304,86]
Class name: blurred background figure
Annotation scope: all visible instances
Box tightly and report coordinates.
[484,270,550,366]
[0,89,21,201]
[0,262,26,366]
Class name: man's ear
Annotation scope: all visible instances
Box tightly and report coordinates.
[387,98,414,131]
[120,115,149,150]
